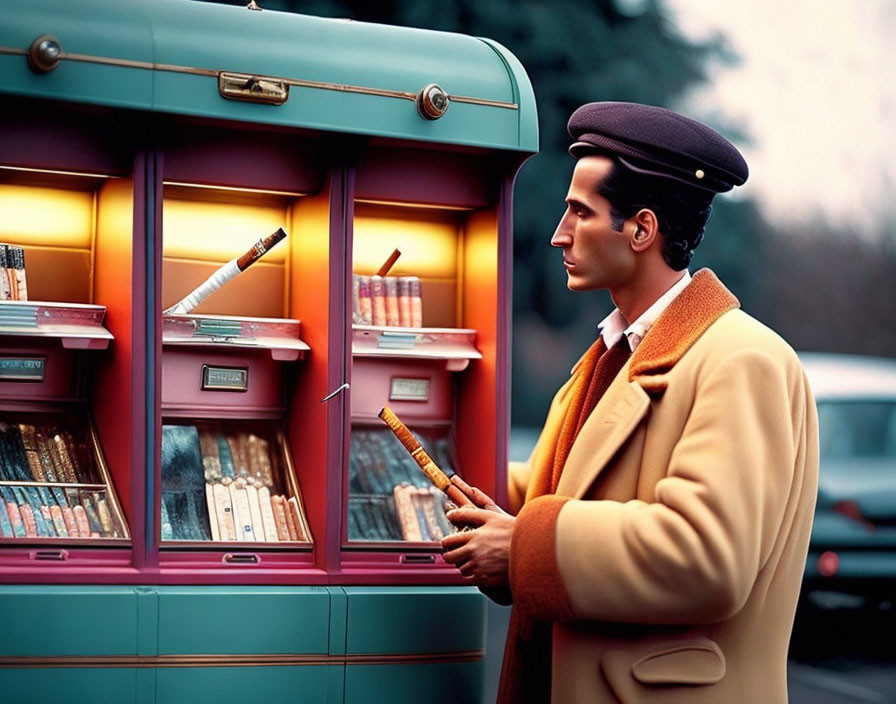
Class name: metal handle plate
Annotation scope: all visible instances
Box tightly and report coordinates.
[218,72,288,105]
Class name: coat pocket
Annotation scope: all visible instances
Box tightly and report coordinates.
[629,637,725,685]
[601,637,726,702]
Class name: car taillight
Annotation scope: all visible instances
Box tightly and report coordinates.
[832,500,876,531]
[818,550,839,577]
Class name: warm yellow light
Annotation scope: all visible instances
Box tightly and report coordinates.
[0,184,94,248]
[353,205,458,278]
[163,198,289,263]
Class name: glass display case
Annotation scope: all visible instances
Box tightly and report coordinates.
[156,127,322,578]
[338,146,509,581]
[0,109,138,572]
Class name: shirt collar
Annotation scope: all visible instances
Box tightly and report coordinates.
[598,270,692,352]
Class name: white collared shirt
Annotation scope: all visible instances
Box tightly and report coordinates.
[598,271,692,352]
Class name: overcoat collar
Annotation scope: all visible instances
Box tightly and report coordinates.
[555,269,739,498]
[628,268,739,393]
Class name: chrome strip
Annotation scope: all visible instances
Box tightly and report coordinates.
[0,650,484,668]
[0,45,518,109]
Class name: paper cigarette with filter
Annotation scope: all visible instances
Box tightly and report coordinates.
[164,227,287,314]
[377,407,473,508]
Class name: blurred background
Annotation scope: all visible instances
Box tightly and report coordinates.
[203,0,895,431]
[203,2,896,701]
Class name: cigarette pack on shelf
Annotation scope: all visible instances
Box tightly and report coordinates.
[348,424,457,543]
[160,420,310,546]
[352,274,423,328]
[0,244,28,301]
[0,409,128,543]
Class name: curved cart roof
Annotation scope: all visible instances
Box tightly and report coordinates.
[0,0,538,153]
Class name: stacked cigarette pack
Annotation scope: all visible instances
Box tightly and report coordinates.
[347,426,457,542]
[161,423,310,543]
[0,420,125,539]
[0,244,28,301]
[352,274,423,327]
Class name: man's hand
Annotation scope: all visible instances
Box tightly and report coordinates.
[448,475,502,511]
[440,505,515,589]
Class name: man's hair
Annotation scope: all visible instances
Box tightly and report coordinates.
[595,158,715,271]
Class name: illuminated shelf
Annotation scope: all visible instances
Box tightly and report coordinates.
[0,409,130,544]
[352,325,481,371]
[0,300,113,350]
[162,313,309,361]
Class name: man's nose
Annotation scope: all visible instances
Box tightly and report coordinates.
[551,211,572,247]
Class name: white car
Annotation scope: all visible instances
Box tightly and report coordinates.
[798,352,896,613]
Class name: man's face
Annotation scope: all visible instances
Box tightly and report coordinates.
[551,155,636,292]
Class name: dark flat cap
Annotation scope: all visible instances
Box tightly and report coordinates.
[568,101,748,193]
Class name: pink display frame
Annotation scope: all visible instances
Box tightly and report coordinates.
[0,99,525,588]
[0,100,145,584]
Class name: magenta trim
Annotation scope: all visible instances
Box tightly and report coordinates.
[160,125,323,195]
[494,156,532,508]
[494,174,513,509]
[354,146,492,208]
[0,98,132,176]
[328,165,351,574]
[138,151,162,568]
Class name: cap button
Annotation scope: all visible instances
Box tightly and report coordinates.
[695,169,705,179]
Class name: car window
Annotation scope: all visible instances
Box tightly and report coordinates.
[817,401,896,459]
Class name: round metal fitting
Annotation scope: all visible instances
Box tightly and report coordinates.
[416,83,450,120]
[27,34,62,73]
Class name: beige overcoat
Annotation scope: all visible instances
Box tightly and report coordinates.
[502,270,819,703]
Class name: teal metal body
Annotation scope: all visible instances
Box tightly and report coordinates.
[0,585,487,703]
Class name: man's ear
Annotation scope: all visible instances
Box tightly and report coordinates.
[629,208,659,252]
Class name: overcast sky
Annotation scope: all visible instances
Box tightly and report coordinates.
[663,0,895,235]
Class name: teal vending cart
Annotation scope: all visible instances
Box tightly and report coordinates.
[0,1,537,702]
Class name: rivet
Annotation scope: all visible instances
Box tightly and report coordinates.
[27,34,62,73]
[416,83,450,120]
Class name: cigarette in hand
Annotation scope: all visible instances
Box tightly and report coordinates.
[164,228,287,315]
[378,406,473,508]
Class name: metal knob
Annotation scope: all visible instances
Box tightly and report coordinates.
[416,83,450,120]
[27,34,61,73]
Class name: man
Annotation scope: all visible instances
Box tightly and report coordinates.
[441,102,819,703]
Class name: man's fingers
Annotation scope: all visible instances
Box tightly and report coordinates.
[440,529,472,552]
[445,507,490,527]
[469,488,499,510]
[450,476,499,510]
[450,475,475,495]
[457,561,476,577]
[440,546,477,577]
[440,541,472,566]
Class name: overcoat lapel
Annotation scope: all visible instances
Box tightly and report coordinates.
[555,269,740,499]
[555,375,649,497]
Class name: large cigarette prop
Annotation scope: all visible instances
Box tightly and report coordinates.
[376,248,401,277]
[378,406,473,508]
[164,228,287,315]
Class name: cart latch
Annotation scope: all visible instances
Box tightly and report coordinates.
[218,72,289,106]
